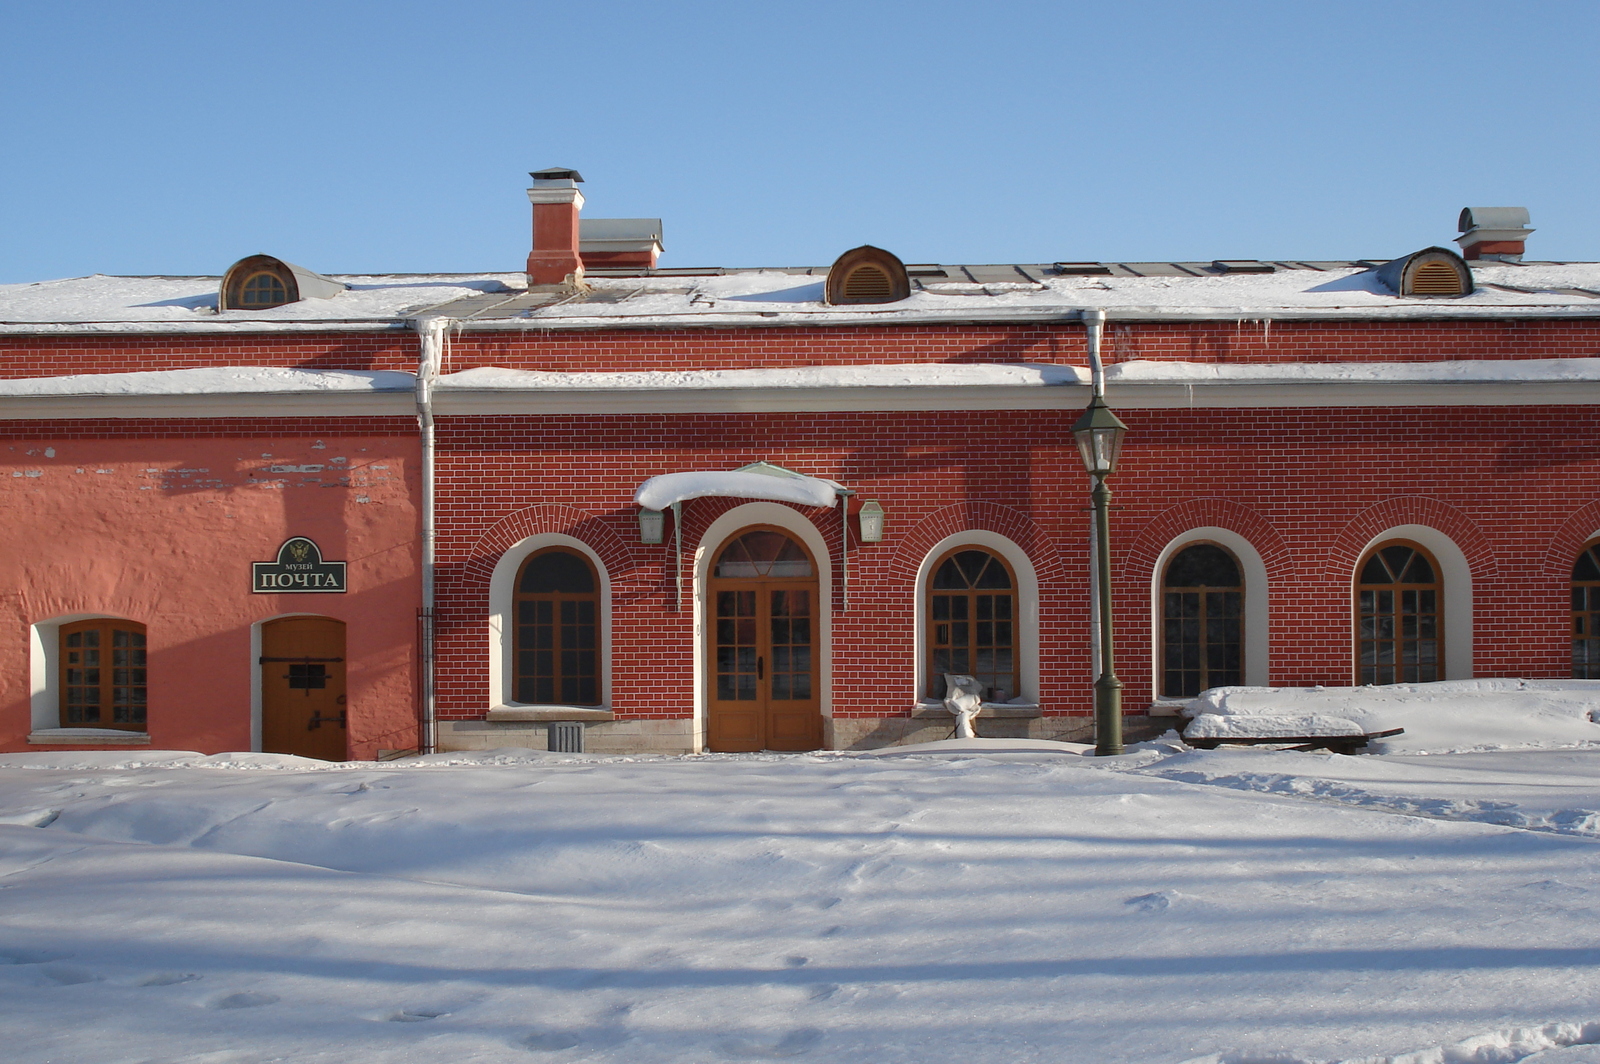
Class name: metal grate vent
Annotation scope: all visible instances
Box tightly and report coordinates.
[548,721,585,753]
[842,265,893,302]
[1411,261,1464,296]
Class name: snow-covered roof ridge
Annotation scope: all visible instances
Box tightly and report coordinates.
[6,260,1600,332]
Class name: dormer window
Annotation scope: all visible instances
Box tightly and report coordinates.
[825,245,911,305]
[219,254,348,311]
[1374,247,1473,298]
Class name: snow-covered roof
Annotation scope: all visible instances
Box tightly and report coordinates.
[5,259,1600,334]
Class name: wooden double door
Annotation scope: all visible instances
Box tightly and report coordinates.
[707,529,823,752]
[260,616,348,761]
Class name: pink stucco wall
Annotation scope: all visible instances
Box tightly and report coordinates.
[0,420,420,758]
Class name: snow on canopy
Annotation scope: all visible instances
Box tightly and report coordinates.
[634,470,840,510]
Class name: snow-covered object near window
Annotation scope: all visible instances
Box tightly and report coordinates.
[1183,679,1600,754]
[633,470,839,510]
[1183,712,1365,739]
[942,674,985,739]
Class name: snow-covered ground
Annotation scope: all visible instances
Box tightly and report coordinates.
[4,685,1600,1063]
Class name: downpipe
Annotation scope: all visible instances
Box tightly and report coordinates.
[415,317,450,755]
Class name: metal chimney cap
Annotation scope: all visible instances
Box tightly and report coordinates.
[530,167,584,182]
[1459,207,1530,233]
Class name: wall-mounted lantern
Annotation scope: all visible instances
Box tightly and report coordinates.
[638,507,666,545]
[858,500,885,542]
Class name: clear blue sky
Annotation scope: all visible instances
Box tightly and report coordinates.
[2,1,1596,282]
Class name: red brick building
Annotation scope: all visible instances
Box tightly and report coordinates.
[3,186,1596,758]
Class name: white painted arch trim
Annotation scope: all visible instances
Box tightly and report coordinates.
[1354,524,1473,682]
[694,503,834,753]
[1149,528,1270,702]
[488,534,614,714]
[913,530,1041,707]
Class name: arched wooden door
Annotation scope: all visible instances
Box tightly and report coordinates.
[260,616,348,761]
[707,528,822,752]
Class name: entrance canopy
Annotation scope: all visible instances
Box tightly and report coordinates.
[633,462,846,511]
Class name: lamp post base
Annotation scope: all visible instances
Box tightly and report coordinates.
[1094,673,1124,756]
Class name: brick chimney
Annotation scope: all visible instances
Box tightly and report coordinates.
[1455,207,1534,262]
[526,167,585,285]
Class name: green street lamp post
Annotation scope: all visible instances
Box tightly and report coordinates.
[1071,393,1130,756]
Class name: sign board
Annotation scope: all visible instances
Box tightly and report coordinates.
[252,537,347,594]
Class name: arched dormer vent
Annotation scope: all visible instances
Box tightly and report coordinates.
[825,245,911,306]
[1374,246,1473,298]
[219,255,348,311]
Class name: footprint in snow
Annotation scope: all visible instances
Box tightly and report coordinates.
[717,1028,824,1059]
[522,1029,583,1051]
[209,992,279,1009]
[1125,891,1176,913]
[0,948,65,965]
[39,963,99,986]
[389,1008,447,1022]
[139,972,201,987]
[783,955,809,968]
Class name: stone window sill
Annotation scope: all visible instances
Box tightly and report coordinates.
[29,728,151,745]
[485,706,615,723]
[912,700,1042,719]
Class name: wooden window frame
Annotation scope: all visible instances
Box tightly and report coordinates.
[1355,539,1444,685]
[59,618,148,731]
[925,546,1020,703]
[513,547,602,707]
[1572,540,1600,679]
[1159,541,1244,698]
[238,270,290,307]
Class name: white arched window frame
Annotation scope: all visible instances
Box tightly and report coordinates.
[1353,524,1472,682]
[1150,527,1270,707]
[693,502,834,751]
[914,530,1040,710]
[488,534,612,714]
[29,612,150,742]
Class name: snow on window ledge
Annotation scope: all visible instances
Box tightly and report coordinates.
[485,706,615,723]
[28,728,150,745]
[911,699,1041,719]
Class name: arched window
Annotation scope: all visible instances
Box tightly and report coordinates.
[239,271,289,306]
[1160,543,1243,698]
[1356,541,1442,684]
[514,548,600,705]
[1572,541,1600,678]
[927,547,1018,702]
[60,619,146,730]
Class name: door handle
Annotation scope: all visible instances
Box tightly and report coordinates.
[757,655,764,680]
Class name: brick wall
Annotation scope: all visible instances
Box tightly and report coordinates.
[431,403,1600,724]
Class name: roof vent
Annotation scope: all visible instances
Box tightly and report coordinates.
[530,167,584,183]
[219,255,346,311]
[580,218,663,270]
[1212,260,1275,274]
[1375,247,1473,298]
[825,246,911,305]
[1053,262,1112,275]
[1456,207,1533,262]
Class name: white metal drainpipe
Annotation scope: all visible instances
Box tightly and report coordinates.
[1081,308,1107,677]
[415,316,451,755]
